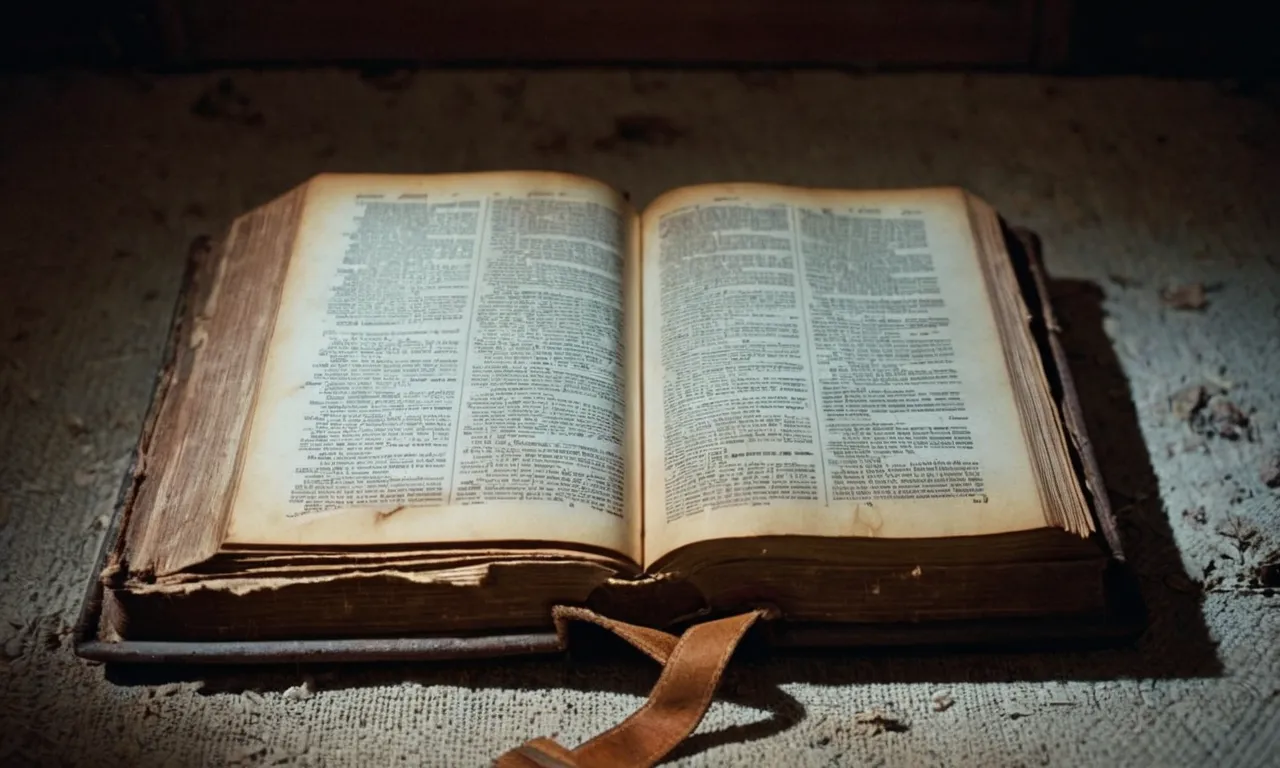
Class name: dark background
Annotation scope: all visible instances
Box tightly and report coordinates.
[2,0,1276,76]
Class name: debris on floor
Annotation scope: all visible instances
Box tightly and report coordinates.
[1161,282,1210,310]
[594,114,687,151]
[283,677,315,702]
[65,413,88,437]
[1218,515,1261,561]
[1197,397,1252,441]
[930,690,954,712]
[190,77,265,127]
[1261,455,1280,489]
[1170,383,1212,421]
[1046,687,1079,706]
[1168,383,1253,440]
[854,704,911,735]
[42,620,69,651]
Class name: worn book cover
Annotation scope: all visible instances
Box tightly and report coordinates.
[75,173,1141,663]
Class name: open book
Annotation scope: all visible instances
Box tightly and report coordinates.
[92,172,1120,645]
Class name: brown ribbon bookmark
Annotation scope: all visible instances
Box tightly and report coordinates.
[494,607,770,768]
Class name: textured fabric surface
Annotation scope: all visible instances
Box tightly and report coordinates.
[0,70,1278,767]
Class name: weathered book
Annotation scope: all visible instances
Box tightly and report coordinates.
[76,172,1139,664]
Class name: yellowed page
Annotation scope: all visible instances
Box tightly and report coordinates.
[226,172,641,561]
[640,184,1046,567]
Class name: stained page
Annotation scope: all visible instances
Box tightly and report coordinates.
[640,184,1047,565]
[226,173,640,561]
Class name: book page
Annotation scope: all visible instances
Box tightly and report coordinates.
[640,184,1047,566]
[226,173,641,562]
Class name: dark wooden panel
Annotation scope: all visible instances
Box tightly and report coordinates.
[156,0,1051,67]
[0,3,119,65]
